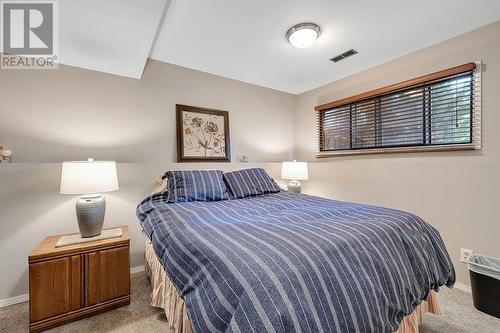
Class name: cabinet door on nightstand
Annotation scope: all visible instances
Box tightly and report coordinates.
[29,255,83,322]
[85,246,130,306]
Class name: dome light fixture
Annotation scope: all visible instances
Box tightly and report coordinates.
[286,22,321,48]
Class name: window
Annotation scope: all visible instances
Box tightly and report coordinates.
[316,63,481,156]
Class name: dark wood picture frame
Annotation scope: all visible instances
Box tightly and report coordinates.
[176,104,231,162]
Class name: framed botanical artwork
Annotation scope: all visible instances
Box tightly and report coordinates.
[176,104,231,162]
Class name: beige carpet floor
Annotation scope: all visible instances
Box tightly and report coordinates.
[1,272,499,332]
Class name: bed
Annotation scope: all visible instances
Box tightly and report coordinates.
[137,170,454,333]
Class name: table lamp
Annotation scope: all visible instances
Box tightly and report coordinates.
[281,160,308,193]
[60,159,119,237]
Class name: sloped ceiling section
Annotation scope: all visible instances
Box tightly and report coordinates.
[59,0,168,79]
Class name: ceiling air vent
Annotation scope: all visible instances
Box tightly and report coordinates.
[330,49,358,63]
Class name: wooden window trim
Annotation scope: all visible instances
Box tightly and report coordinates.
[315,63,476,112]
[316,144,477,158]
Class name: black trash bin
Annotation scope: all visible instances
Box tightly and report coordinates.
[467,254,500,319]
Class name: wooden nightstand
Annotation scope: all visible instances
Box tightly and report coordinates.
[28,226,130,333]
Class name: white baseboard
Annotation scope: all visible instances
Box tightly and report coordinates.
[0,293,29,308]
[454,282,472,293]
[0,266,146,308]
[130,265,145,274]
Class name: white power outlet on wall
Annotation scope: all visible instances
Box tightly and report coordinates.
[460,248,473,263]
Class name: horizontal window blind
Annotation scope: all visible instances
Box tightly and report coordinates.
[316,63,481,156]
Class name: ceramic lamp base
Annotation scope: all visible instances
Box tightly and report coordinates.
[287,180,302,194]
[76,195,105,238]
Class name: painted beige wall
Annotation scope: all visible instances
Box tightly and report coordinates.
[295,21,500,286]
[0,60,294,300]
[0,59,296,163]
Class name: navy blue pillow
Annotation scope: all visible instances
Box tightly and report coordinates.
[162,170,229,203]
[223,168,281,199]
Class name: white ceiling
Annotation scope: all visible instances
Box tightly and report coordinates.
[59,0,167,79]
[59,0,500,94]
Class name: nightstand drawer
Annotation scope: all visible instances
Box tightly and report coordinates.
[29,255,83,322]
[85,246,130,306]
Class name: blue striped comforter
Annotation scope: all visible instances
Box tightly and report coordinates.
[137,192,455,333]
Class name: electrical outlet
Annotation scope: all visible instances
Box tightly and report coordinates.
[460,248,473,263]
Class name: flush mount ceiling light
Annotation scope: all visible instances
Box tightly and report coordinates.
[286,22,321,48]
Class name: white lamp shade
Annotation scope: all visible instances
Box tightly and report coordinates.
[281,161,309,180]
[60,160,119,195]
